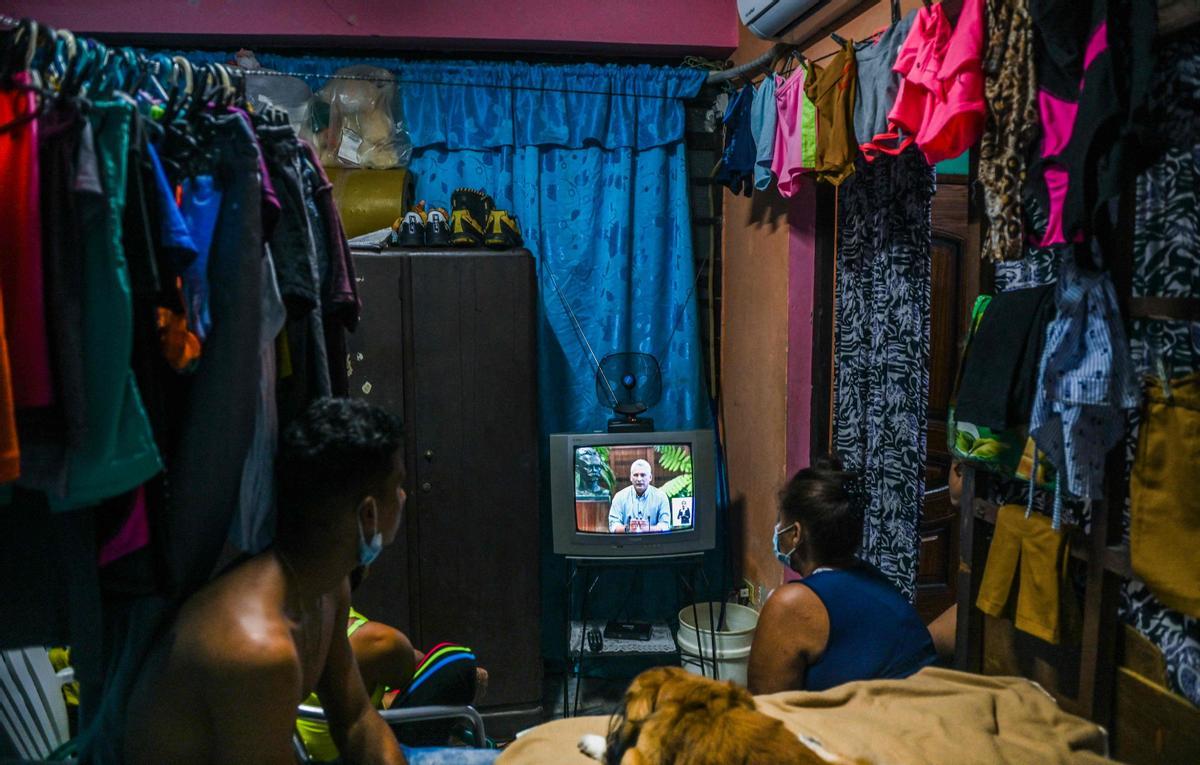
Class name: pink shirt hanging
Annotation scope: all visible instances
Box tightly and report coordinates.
[888,0,986,165]
[771,67,816,198]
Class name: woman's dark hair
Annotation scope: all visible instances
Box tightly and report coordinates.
[276,397,404,536]
[777,455,866,563]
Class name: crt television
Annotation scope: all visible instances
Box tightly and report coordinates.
[549,429,716,560]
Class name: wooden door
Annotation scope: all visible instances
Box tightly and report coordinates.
[915,178,984,622]
[405,251,542,712]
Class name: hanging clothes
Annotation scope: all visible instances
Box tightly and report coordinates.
[0,282,15,484]
[715,84,756,196]
[232,252,286,555]
[178,175,222,345]
[1121,32,1200,706]
[258,122,332,426]
[853,9,916,161]
[51,103,164,512]
[833,148,934,600]
[805,41,859,186]
[888,0,986,166]
[772,66,818,197]
[0,72,53,409]
[978,0,1039,262]
[299,140,359,397]
[1023,0,1156,252]
[162,112,266,596]
[750,75,777,191]
[1028,253,1140,527]
[15,98,89,491]
[1131,374,1200,618]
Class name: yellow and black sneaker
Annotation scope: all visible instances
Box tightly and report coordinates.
[426,206,451,246]
[449,188,493,247]
[397,201,428,248]
[484,209,523,249]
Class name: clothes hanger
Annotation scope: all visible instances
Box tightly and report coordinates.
[46,29,76,92]
[1,18,37,83]
[161,54,193,122]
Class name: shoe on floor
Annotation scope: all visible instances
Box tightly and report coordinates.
[484,209,523,249]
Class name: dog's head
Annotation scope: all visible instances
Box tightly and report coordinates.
[603,667,835,765]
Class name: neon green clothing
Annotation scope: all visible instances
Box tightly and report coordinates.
[295,608,386,762]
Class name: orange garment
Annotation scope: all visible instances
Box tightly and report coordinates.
[156,306,202,373]
[0,285,19,483]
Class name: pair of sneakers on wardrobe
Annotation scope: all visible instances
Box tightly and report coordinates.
[395,188,523,249]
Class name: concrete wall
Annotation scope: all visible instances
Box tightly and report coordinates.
[10,0,738,56]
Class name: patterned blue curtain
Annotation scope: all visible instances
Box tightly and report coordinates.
[398,60,709,436]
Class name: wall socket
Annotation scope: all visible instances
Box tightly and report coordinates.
[742,578,765,610]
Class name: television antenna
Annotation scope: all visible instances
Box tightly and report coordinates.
[596,352,661,433]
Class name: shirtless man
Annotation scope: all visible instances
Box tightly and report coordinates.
[125,398,408,764]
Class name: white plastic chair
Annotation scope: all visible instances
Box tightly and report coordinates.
[292,703,487,763]
[0,647,75,760]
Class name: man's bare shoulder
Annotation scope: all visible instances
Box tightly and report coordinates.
[172,556,299,675]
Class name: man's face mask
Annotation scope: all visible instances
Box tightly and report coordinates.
[358,514,383,567]
[773,521,798,568]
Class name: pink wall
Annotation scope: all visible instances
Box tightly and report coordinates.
[12,0,738,56]
[785,181,817,478]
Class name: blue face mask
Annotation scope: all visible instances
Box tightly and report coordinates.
[773,522,798,568]
[357,515,383,567]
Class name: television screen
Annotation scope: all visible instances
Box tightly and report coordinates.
[573,444,694,535]
[550,430,715,559]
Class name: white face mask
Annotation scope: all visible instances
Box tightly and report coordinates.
[357,515,383,567]
[772,521,798,569]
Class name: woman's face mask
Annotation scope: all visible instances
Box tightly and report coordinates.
[773,521,798,568]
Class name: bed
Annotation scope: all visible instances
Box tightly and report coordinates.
[498,667,1113,764]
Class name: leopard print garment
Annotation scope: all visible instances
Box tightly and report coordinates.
[978,0,1040,262]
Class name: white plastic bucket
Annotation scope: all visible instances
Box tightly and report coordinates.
[676,602,758,686]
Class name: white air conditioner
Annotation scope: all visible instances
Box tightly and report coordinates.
[738,0,876,46]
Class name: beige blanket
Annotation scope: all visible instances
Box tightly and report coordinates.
[498,667,1113,764]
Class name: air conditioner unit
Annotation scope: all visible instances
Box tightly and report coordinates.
[738,0,876,46]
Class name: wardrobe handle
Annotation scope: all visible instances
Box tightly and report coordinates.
[421,482,432,493]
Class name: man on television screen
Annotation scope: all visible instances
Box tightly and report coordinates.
[608,459,671,533]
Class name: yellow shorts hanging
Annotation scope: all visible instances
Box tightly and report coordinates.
[976,504,1068,644]
[1131,374,1200,618]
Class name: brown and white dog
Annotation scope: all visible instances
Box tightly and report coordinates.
[579,667,854,765]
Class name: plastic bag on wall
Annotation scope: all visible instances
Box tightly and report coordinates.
[236,50,313,132]
[303,65,412,169]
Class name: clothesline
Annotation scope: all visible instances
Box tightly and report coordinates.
[0,13,720,101]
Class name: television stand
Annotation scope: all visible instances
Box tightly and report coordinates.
[561,554,718,718]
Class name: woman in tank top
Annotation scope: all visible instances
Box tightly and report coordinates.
[747,457,937,694]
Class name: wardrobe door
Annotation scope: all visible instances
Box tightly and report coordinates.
[405,250,542,712]
[347,251,418,638]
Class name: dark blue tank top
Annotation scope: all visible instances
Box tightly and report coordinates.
[800,563,937,691]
